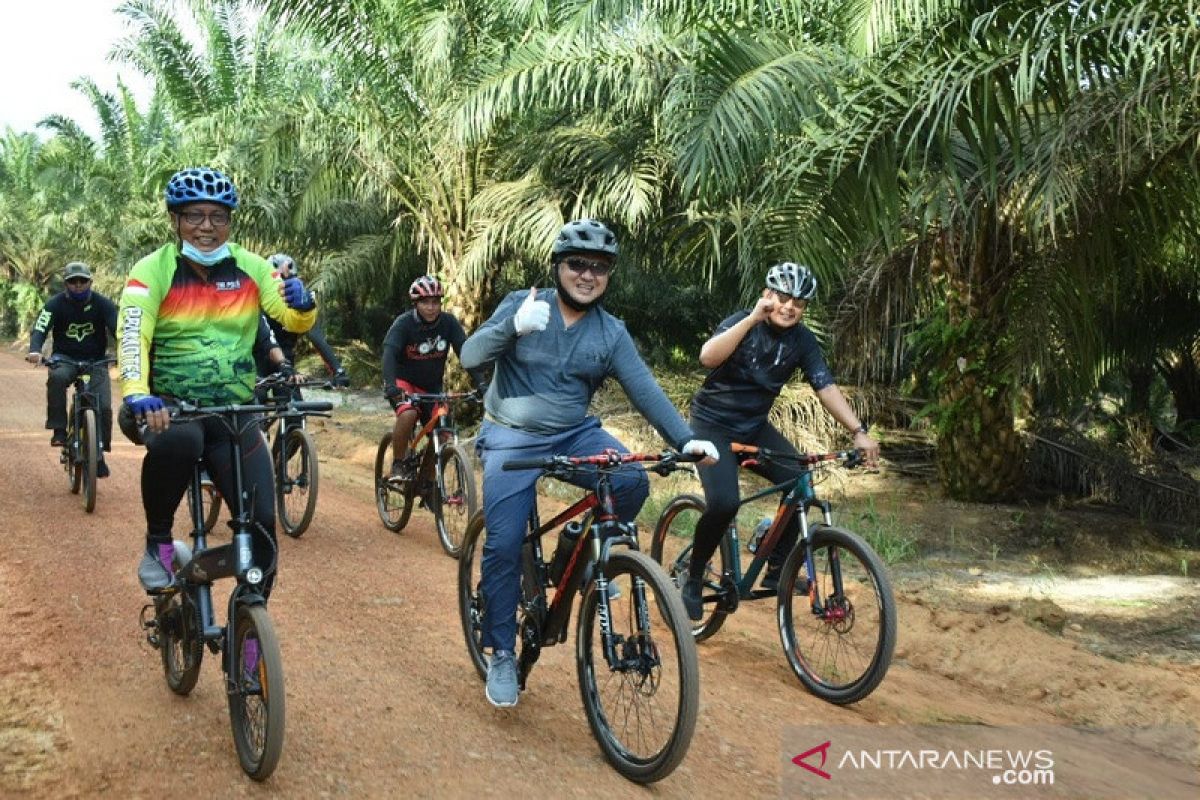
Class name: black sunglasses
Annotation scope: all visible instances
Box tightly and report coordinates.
[562,257,613,276]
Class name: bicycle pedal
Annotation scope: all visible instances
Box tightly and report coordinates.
[139,604,161,649]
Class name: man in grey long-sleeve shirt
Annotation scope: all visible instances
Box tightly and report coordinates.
[460,218,718,708]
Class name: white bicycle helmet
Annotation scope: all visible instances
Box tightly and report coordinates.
[765,262,817,300]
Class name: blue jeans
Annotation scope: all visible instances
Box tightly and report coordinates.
[476,417,649,651]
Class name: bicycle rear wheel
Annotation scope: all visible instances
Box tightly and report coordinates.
[228,604,285,780]
[777,524,896,704]
[374,433,414,532]
[651,494,731,642]
[577,550,699,784]
[80,408,98,513]
[458,512,490,680]
[434,443,477,558]
[157,590,203,695]
[275,428,319,538]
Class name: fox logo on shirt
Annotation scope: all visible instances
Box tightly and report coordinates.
[66,322,95,342]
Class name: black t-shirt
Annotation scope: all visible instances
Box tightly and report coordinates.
[381,310,468,392]
[690,311,834,439]
[29,291,118,360]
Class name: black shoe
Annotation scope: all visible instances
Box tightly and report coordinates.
[50,430,67,447]
[681,577,704,621]
[96,460,110,479]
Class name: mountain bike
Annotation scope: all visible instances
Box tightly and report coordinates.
[41,355,115,513]
[651,444,896,705]
[458,450,701,783]
[139,396,331,780]
[374,391,479,556]
[259,374,337,538]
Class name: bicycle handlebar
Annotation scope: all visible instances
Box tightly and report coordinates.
[40,355,117,369]
[502,449,702,474]
[730,443,863,469]
[173,400,334,417]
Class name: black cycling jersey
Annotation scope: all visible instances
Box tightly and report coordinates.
[29,291,118,359]
[382,309,481,392]
[690,310,834,440]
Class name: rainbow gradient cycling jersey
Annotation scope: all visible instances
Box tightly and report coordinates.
[117,243,315,405]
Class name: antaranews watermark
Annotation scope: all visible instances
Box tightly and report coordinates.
[781,724,1196,799]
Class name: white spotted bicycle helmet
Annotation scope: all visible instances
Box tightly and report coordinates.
[269,253,296,276]
[765,262,817,300]
[551,219,618,259]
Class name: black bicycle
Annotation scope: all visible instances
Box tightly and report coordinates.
[140,396,331,780]
[458,450,701,783]
[374,391,479,556]
[652,444,896,705]
[41,355,115,513]
[260,374,335,538]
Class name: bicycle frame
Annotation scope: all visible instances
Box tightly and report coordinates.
[407,395,462,467]
[719,447,857,608]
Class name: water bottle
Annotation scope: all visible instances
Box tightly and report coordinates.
[747,517,772,554]
[549,521,585,584]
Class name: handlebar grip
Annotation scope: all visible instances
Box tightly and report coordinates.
[291,401,334,412]
[502,457,550,471]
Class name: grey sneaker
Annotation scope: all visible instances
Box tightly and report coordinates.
[485,650,519,707]
[137,545,174,592]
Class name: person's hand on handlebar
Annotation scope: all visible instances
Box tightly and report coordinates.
[126,393,170,434]
[681,439,719,466]
[853,428,880,468]
[384,384,406,410]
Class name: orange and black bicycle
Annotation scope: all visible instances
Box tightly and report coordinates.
[373,392,479,556]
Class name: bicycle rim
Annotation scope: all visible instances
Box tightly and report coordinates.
[777,525,896,704]
[457,512,489,680]
[576,550,699,783]
[435,444,477,558]
[651,494,728,641]
[228,604,285,780]
[158,591,203,695]
[277,429,318,537]
[81,409,98,513]
[374,433,414,532]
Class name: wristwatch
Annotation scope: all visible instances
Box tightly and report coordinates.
[853,422,869,435]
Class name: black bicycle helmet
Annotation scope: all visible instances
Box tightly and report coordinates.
[164,167,239,210]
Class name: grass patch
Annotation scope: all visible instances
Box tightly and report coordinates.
[843,496,920,564]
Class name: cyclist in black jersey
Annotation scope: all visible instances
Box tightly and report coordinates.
[27,262,118,476]
[681,262,879,620]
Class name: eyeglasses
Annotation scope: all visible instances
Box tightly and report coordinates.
[415,297,442,306]
[771,290,807,308]
[178,210,232,228]
[65,278,91,286]
[562,257,613,277]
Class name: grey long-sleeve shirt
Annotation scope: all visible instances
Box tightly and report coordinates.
[460,289,694,449]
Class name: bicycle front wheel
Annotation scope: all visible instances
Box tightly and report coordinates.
[228,604,286,781]
[576,550,699,784]
[157,590,203,695]
[187,476,223,534]
[777,524,896,704]
[434,443,477,558]
[651,494,731,642]
[374,433,414,532]
[80,408,99,513]
[276,428,319,538]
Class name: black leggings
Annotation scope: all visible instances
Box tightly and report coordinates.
[138,415,278,595]
[688,418,803,577]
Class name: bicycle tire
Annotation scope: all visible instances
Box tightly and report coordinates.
[434,443,477,558]
[650,494,731,642]
[157,591,203,695]
[276,428,319,538]
[228,604,286,781]
[374,432,414,532]
[190,478,222,534]
[65,407,81,495]
[777,524,896,704]
[458,512,490,680]
[80,408,98,513]
[576,550,699,783]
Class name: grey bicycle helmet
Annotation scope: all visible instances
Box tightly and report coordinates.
[765,262,817,300]
[164,167,239,210]
[269,253,296,276]
[551,219,619,258]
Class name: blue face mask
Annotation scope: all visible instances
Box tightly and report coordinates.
[180,241,232,267]
[67,288,92,303]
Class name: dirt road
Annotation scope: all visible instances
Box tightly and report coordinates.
[1,348,1197,797]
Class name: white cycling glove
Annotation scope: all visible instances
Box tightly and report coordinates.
[513,287,550,336]
[682,439,720,464]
